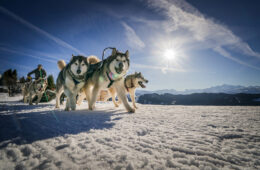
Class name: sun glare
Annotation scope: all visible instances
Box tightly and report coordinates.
[163,49,176,61]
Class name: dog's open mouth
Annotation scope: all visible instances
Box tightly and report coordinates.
[138,81,146,88]
[115,67,123,74]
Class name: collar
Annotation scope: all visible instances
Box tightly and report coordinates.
[68,69,85,85]
[72,77,80,85]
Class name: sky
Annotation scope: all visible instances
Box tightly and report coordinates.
[0,0,260,91]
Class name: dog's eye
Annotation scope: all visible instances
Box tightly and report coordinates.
[122,60,126,62]
[116,59,119,62]
[75,63,78,66]
[81,64,85,66]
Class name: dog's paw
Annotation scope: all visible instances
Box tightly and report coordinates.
[128,108,135,113]
[29,103,33,105]
[65,107,70,111]
[114,104,119,107]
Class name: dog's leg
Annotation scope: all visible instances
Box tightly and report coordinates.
[36,92,44,105]
[29,93,33,105]
[108,87,119,107]
[70,93,77,111]
[114,81,135,113]
[77,92,85,106]
[55,87,63,108]
[64,89,71,111]
[89,86,100,110]
[23,95,27,103]
[129,89,137,109]
[84,86,92,109]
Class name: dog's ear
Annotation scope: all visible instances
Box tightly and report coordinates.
[125,50,129,58]
[70,54,76,62]
[112,48,117,56]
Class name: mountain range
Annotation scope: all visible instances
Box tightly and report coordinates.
[137,84,260,95]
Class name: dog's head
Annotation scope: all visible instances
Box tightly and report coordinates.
[35,79,48,92]
[69,55,88,76]
[108,49,130,78]
[134,72,148,88]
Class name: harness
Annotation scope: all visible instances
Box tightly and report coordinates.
[106,71,115,88]
[68,69,85,85]
[124,77,134,92]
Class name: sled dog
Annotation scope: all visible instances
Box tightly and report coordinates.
[55,55,98,111]
[82,48,135,112]
[109,72,148,109]
[23,78,48,105]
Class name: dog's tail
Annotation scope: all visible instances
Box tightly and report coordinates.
[87,55,101,65]
[57,60,66,70]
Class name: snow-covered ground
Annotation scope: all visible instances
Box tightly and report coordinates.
[0,93,260,170]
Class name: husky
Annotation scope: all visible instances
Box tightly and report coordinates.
[82,48,135,112]
[23,78,48,105]
[108,72,148,109]
[55,55,88,111]
[55,55,100,111]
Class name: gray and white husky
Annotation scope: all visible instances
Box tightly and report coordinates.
[108,72,148,109]
[82,48,135,113]
[55,55,89,111]
[22,78,48,105]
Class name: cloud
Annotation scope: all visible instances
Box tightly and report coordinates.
[122,22,145,49]
[0,6,84,55]
[132,62,186,72]
[143,0,260,69]
[0,46,57,63]
[213,47,260,71]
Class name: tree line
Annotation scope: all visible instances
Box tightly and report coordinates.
[0,68,56,96]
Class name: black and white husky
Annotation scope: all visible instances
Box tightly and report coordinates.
[82,48,135,113]
[55,55,89,111]
[22,78,48,105]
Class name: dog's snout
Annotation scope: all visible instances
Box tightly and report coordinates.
[77,69,81,74]
[119,62,123,68]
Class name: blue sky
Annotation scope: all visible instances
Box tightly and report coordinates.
[0,0,260,90]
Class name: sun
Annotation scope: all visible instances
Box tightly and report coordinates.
[163,49,176,61]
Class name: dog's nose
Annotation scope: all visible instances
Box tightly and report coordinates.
[119,62,123,68]
[77,69,81,74]
[146,80,149,83]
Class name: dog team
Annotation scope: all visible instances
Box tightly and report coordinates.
[22,47,148,113]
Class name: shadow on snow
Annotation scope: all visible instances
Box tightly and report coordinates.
[0,103,121,148]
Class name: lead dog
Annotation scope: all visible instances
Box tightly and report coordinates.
[56,55,98,111]
[82,48,135,113]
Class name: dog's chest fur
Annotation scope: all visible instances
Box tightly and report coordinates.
[65,77,85,92]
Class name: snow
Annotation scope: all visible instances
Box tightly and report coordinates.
[0,93,260,169]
